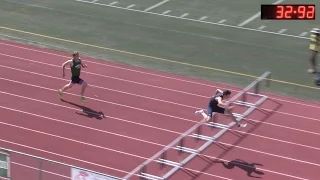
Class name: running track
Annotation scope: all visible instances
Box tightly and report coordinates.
[1,40,320,180]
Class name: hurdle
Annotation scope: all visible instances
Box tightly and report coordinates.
[123,71,271,180]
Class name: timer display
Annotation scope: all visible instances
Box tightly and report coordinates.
[261,4,315,20]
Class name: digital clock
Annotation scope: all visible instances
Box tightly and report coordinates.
[261,4,315,20]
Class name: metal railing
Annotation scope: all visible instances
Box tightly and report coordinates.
[0,147,122,180]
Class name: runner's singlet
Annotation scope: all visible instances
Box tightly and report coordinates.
[71,59,82,77]
[310,33,320,52]
[209,93,223,107]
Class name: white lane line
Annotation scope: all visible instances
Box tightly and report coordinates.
[0,105,316,180]
[199,16,208,21]
[258,26,266,30]
[143,0,170,12]
[217,19,226,24]
[12,162,69,179]
[2,42,319,111]
[299,32,308,37]
[179,13,189,18]
[1,52,320,121]
[2,62,320,136]
[73,0,308,39]
[0,76,195,123]
[1,87,320,153]
[126,4,135,9]
[109,1,118,6]
[92,0,99,3]
[278,29,287,34]
[0,64,197,109]
[238,0,285,27]
[162,10,171,15]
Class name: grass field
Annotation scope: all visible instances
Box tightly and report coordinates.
[0,0,320,101]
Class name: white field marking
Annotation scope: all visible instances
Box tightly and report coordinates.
[91,0,99,3]
[1,2,308,55]
[109,1,117,6]
[278,29,287,34]
[1,51,320,119]
[1,42,318,110]
[0,138,129,174]
[199,16,207,21]
[74,0,308,40]
[126,4,135,9]
[0,64,198,110]
[143,0,170,12]
[0,76,195,123]
[180,13,189,18]
[217,19,226,24]
[258,26,266,30]
[237,0,285,27]
[0,106,312,180]
[12,162,69,179]
[2,87,320,152]
[299,32,308,37]
[162,10,171,15]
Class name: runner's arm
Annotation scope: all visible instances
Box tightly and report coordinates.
[215,89,223,95]
[80,59,88,67]
[216,97,228,108]
[62,60,72,76]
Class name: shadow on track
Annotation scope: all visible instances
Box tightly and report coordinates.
[61,99,106,120]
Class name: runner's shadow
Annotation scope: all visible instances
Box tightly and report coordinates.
[217,159,264,178]
[60,99,105,120]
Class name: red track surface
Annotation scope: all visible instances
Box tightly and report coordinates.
[1,40,320,180]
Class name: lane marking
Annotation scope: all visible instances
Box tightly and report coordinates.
[0,138,129,173]
[143,0,170,12]
[219,141,320,167]
[258,26,266,30]
[126,4,135,9]
[0,132,233,180]
[0,115,159,158]
[0,64,198,109]
[109,1,117,6]
[199,16,207,21]
[1,42,319,109]
[179,13,189,18]
[217,19,226,24]
[0,104,313,180]
[0,76,196,123]
[299,32,308,37]
[12,162,69,179]
[278,29,287,34]
[2,63,320,139]
[92,0,99,3]
[2,53,320,121]
[1,87,320,151]
[162,10,171,15]
[237,0,285,27]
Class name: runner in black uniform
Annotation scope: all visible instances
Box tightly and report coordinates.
[195,89,247,128]
[58,51,88,102]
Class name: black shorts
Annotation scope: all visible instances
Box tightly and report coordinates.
[71,76,84,84]
[207,104,225,117]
